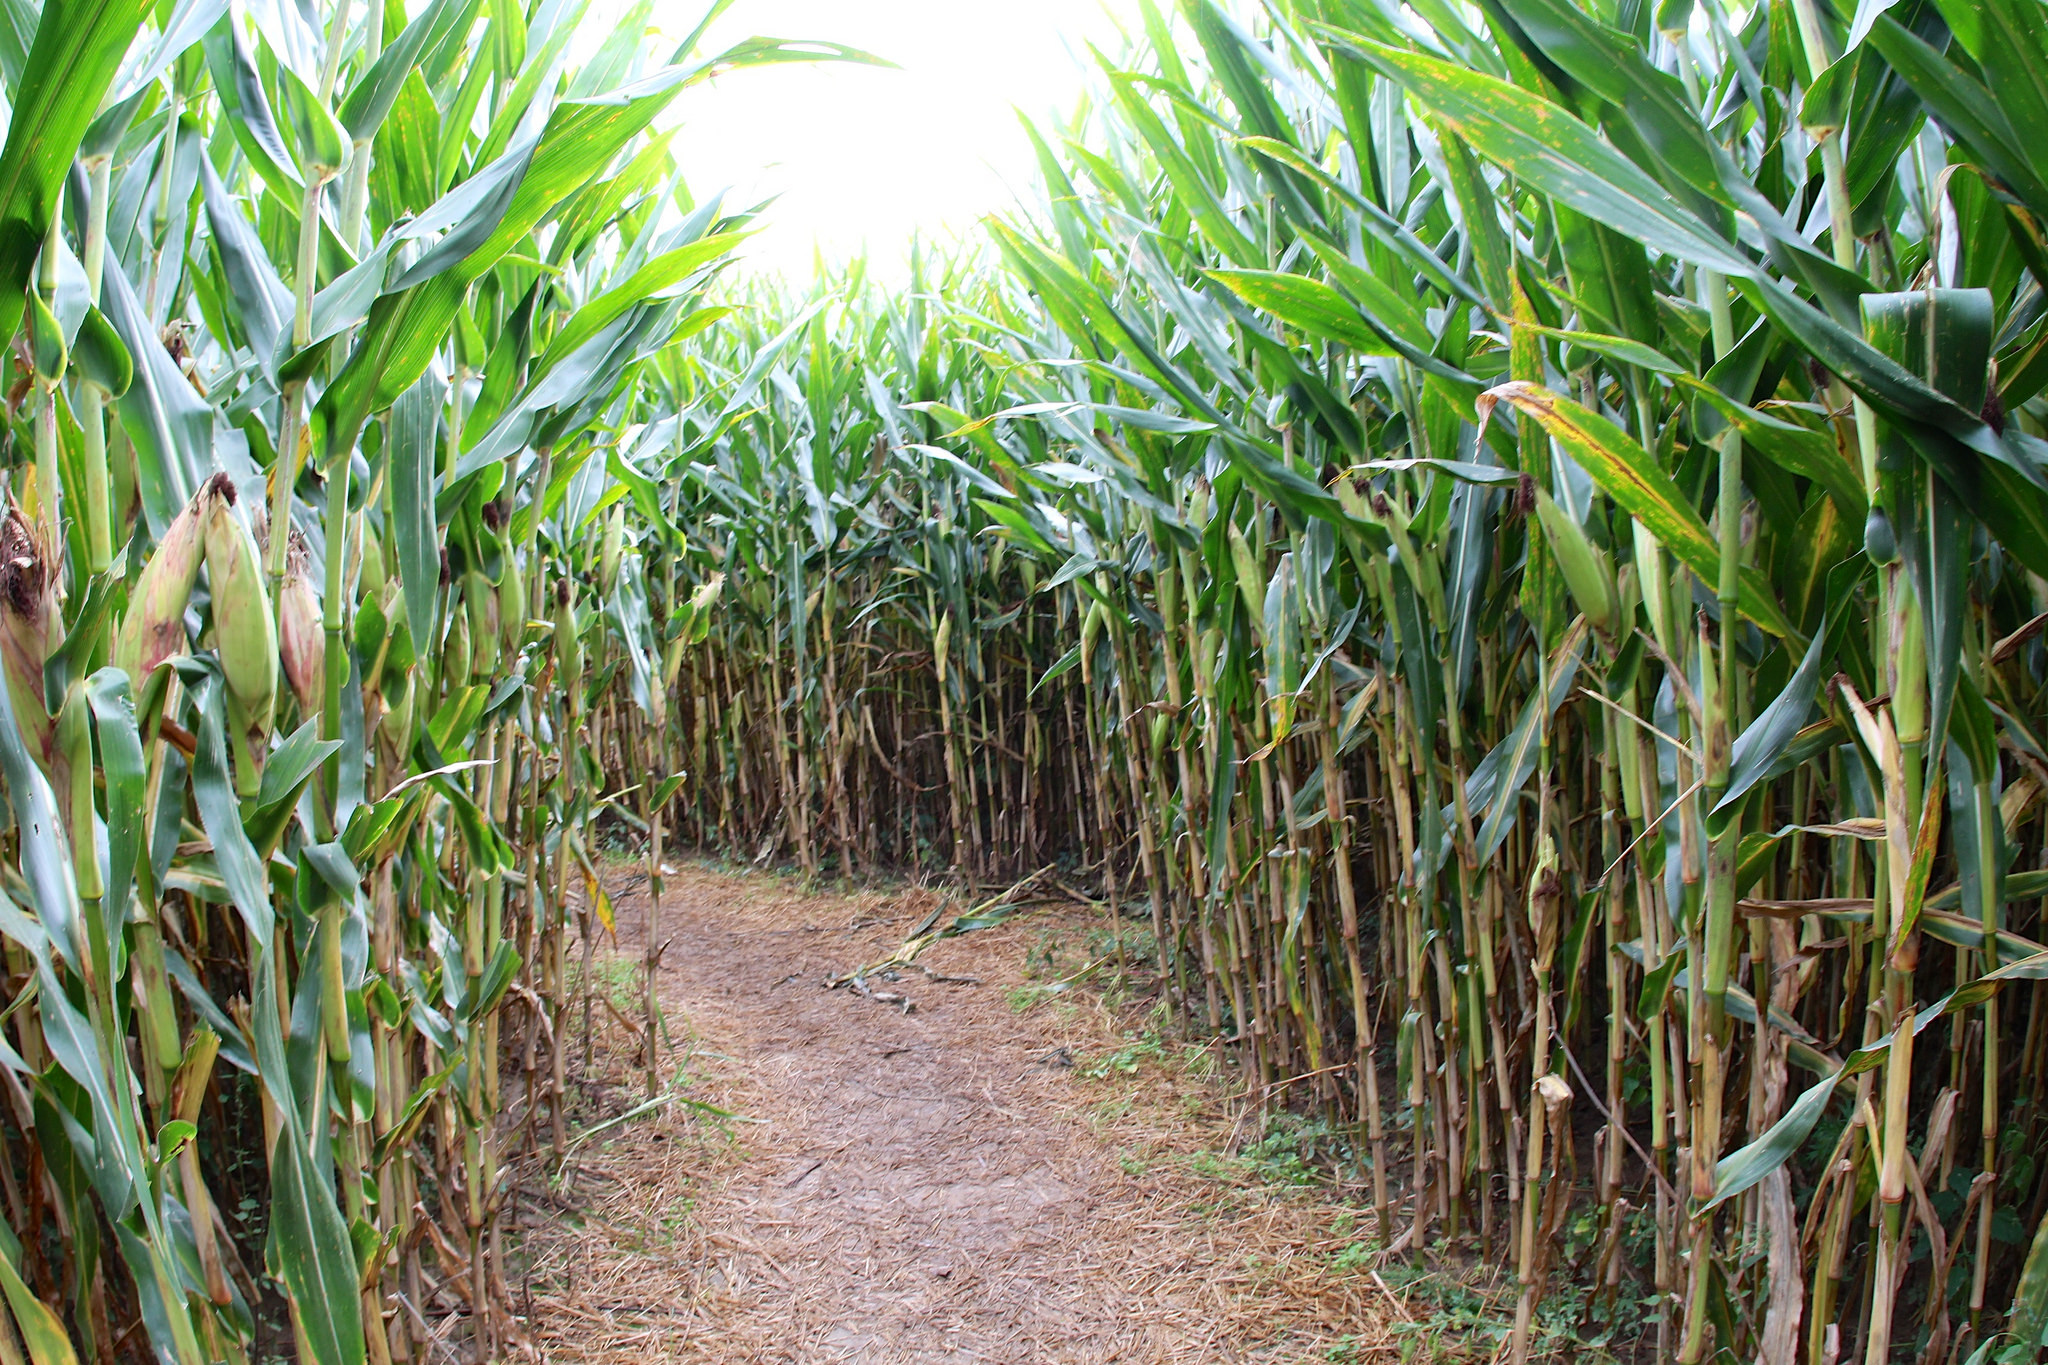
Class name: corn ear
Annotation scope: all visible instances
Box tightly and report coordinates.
[279,561,323,717]
[201,482,276,797]
[599,503,625,591]
[358,520,387,605]
[499,554,525,657]
[1226,522,1265,633]
[1534,489,1620,641]
[1080,597,1105,670]
[464,570,499,680]
[686,572,723,641]
[114,478,218,689]
[555,579,581,711]
[55,683,98,901]
[130,920,182,1070]
[444,602,472,691]
[0,502,60,772]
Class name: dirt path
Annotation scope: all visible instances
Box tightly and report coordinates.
[521,866,1386,1364]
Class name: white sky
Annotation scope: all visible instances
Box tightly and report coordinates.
[662,0,1140,280]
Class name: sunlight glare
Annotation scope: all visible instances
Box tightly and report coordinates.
[665,0,1138,279]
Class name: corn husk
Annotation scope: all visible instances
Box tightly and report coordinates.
[444,603,472,691]
[279,556,323,716]
[202,481,275,796]
[1533,489,1620,641]
[599,502,625,591]
[463,570,498,680]
[114,477,220,689]
[0,501,60,773]
[55,681,97,898]
[499,553,525,656]
[357,520,387,605]
[555,578,581,711]
[376,667,414,766]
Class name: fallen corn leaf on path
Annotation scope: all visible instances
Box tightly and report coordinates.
[521,865,1387,1363]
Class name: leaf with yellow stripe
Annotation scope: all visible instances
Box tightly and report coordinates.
[1480,382,1799,640]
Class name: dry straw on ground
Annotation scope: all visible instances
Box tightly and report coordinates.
[510,863,1390,1363]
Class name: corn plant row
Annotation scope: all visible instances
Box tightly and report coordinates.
[0,0,890,1360]
[628,1,2048,1361]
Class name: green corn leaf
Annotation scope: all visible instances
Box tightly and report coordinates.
[469,0,594,171]
[1482,381,1799,639]
[321,66,699,456]
[1714,559,1865,823]
[109,0,227,104]
[26,290,64,382]
[1452,623,1586,865]
[1207,267,1400,356]
[0,1244,79,1365]
[1232,134,1485,307]
[337,0,483,140]
[1431,127,1515,310]
[1866,13,2048,223]
[1104,70,1259,266]
[250,941,365,1365]
[525,233,744,387]
[1325,28,1752,278]
[81,670,144,977]
[1521,320,1682,375]
[0,0,30,87]
[382,141,538,295]
[203,16,302,201]
[388,372,442,662]
[102,248,209,537]
[1707,948,2048,1212]
[1637,945,1685,1019]
[1677,377,1865,518]
[0,620,84,972]
[192,676,273,950]
[685,33,894,76]
[0,0,154,340]
[70,307,130,396]
[369,1062,456,1170]
[2011,1205,2048,1353]
[1955,0,2048,150]
[276,61,348,176]
[246,721,343,856]
[464,941,522,1020]
[199,154,293,373]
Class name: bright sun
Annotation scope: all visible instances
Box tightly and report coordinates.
[664,0,1140,278]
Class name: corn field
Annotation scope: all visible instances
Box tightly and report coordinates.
[5,0,2048,1360]
[649,1,2048,1363]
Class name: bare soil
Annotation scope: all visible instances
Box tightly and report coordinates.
[518,863,1389,1364]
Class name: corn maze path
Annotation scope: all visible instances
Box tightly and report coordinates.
[516,865,1387,1364]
